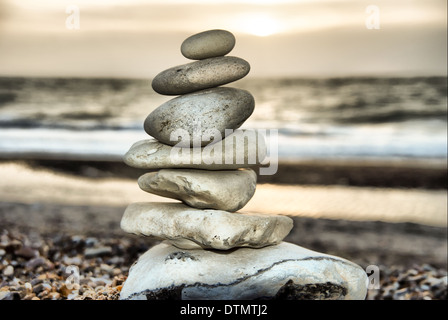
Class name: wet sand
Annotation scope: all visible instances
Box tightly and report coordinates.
[0,160,446,226]
[0,159,447,269]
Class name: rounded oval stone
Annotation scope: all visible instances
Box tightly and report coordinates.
[144,87,255,147]
[151,56,250,95]
[138,168,257,212]
[181,29,236,60]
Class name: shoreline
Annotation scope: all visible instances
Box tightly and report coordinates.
[1,155,446,189]
[0,156,446,225]
[0,160,446,227]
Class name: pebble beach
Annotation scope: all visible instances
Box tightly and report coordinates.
[0,159,446,300]
[0,228,446,301]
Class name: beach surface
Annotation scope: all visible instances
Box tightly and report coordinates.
[0,160,446,226]
[0,159,447,300]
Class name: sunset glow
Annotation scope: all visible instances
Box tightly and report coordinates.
[0,0,446,78]
[236,14,281,37]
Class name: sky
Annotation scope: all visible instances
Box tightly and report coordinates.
[0,0,446,78]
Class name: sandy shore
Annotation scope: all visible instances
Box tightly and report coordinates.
[1,159,447,300]
[1,159,446,267]
[0,161,446,226]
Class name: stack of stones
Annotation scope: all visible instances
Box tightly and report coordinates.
[119,29,367,300]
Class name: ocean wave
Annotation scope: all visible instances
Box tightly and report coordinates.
[0,92,17,106]
[0,76,446,160]
[0,118,140,131]
[330,109,447,124]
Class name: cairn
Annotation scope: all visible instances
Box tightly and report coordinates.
[119,29,367,300]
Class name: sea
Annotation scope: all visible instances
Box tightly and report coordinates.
[0,76,446,163]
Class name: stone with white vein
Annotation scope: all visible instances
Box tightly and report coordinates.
[119,241,368,300]
[120,202,293,250]
[138,168,256,212]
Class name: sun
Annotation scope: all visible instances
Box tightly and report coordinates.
[238,14,281,37]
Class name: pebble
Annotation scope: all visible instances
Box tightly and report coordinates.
[0,291,10,300]
[124,129,267,170]
[25,257,51,270]
[14,246,38,259]
[84,246,112,258]
[151,56,250,95]
[119,241,368,300]
[62,255,82,265]
[30,278,43,286]
[32,283,50,294]
[120,202,293,250]
[181,29,236,60]
[0,229,445,300]
[138,168,257,212]
[1,291,20,300]
[3,265,14,276]
[144,87,255,147]
[24,282,32,292]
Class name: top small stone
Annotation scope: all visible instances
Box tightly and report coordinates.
[181,29,236,60]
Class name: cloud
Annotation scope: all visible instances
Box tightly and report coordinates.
[1,0,446,34]
[0,0,446,78]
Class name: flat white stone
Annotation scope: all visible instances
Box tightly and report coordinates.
[120,202,293,250]
[181,29,235,60]
[138,168,257,212]
[144,87,255,147]
[119,241,368,300]
[151,56,250,95]
[123,129,267,170]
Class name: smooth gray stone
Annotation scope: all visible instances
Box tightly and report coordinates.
[120,202,293,250]
[144,87,255,147]
[151,56,250,95]
[138,168,257,212]
[123,129,267,170]
[181,29,235,60]
[119,241,368,300]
